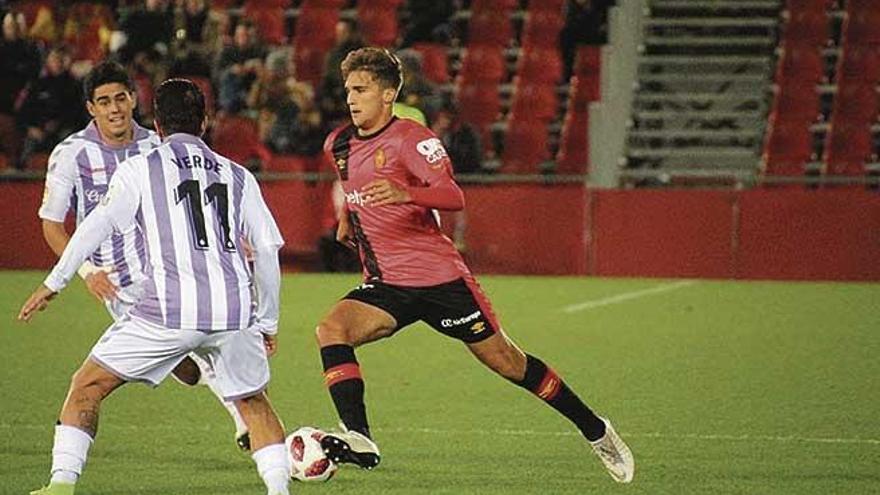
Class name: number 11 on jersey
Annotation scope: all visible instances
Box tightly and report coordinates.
[175,179,236,252]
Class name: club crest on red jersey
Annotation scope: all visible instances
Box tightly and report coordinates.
[374,147,386,169]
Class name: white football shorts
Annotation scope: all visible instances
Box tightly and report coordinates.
[89,316,270,401]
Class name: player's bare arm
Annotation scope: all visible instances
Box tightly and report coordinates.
[42,219,118,302]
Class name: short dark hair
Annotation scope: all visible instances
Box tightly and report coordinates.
[341,47,403,94]
[154,78,205,136]
[83,61,134,102]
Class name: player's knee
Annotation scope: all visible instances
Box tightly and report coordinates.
[315,318,350,346]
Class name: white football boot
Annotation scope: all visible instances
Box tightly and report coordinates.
[589,418,635,483]
[320,423,381,470]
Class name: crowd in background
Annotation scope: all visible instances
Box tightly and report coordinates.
[0,0,609,173]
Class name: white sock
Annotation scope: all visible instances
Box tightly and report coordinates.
[252,443,290,495]
[192,353,248,435]
[50,425,93,485]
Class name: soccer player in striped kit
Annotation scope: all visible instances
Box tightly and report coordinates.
[315,48,635,483]
[20,79,290,495]
[38,61,252,451]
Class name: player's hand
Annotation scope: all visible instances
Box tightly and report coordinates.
[336,218,356,250]
[18,285,57,322]
[240,236,255,262]
[84,270,118,302]
[362,179,411,207]
[262,333,278,357]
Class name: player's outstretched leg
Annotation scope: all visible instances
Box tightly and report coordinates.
[316,343,381,470]
[313,300,395,470]
[235,392,290,495]
[467,333,634,483]
[172,355,251,451]
[32,359,124,495]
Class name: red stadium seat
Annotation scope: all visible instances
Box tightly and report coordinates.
[358,5,399,47]
[829,83,879,125]
[769,83,820,125]
[569,75,600,103]
[293,45,328,88]
[470,0,518,13]
[843,12,880,47]
[501,118,549,174]
[210,115,272,167]
[458,46,506,83]
[521,10,565,49]
[412,43,450,84]
[516,47,563,84]
[508,82,558,122]
[555,110,589,174]
[573,46,601,76]
[784,0,831,15]
[761,122,812,175]
[823,123,872,176]
[782,10,829,46]
[467,12,513,47]
[835,45,880,83]
[243,3,287,45]
[774,45,824,85]
[526,0,565,14]
[455,80,500,151]
[293,4,339,51]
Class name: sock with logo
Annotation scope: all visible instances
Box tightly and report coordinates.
[511,354,606,441]
[321,344,371,438]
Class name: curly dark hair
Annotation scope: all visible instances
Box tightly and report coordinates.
[340,47,403,94]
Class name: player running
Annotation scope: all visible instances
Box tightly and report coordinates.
[20,79,289,495]
[38,61,252,450]
[314,47,635,483]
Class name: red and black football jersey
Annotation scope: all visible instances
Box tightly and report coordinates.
[323,117,471,287]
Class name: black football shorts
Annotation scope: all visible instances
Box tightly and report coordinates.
[342,277,501,343]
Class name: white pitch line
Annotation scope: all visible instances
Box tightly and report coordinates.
[562,280,697,313]
[2,423,878,446]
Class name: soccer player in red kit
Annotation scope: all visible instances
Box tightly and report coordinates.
[316,48,634,483]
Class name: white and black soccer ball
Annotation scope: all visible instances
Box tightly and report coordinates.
[285,426,338,482]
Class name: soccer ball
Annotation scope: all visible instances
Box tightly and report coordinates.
[285,426,338,482]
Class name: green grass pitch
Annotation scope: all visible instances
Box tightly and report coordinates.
[1,271,878,494]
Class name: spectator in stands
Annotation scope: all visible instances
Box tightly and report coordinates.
[560,0,612,80]
[216,18,266,114]
[173,0,208,48]
[319,18,365,127]
[397,48,441,118]
[431,101,483,174]
[400,0,454,48]
[200,3,232,62]
[117,0,174,64]
[17,47,85,169]
[0,10,41,168]
[250,49,324,155]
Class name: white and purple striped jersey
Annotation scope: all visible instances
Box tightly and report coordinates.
[44,133,284,332]
[39,121,160,288]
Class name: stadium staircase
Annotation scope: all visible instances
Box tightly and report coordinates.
[623,0,781,186]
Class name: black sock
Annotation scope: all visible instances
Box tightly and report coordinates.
[320,344,371,438]
[512,354,606,441]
